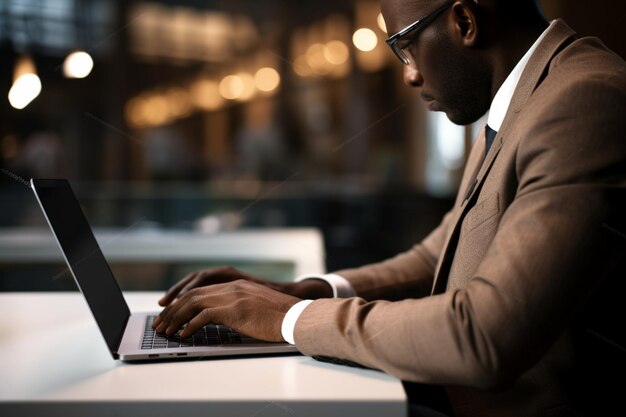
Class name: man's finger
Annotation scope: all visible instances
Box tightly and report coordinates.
[177,279,203,299]
[159,290,206,335]
[163,306,195,336]
[155,297,182,332]
[161,272,197,303]
[158,274,195,306]
[179,309,215,338]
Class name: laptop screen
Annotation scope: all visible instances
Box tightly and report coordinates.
[32,179,130,356]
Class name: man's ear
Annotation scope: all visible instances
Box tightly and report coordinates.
[451,1,478,47]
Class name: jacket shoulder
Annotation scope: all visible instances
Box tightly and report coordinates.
[525,36,626,121]
[511,37,626,192]
[549,36,626,89]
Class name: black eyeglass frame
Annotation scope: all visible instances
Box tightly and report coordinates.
[385,0,456,65]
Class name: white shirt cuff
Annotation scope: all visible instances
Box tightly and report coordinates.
[294,273,357,298]
[281,299,314,345]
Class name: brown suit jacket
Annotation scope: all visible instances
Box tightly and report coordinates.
[294,20,626,417]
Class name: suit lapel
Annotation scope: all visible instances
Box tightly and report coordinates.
[430,20,578,294]
[431,131,504,294]
[432,128,486,281]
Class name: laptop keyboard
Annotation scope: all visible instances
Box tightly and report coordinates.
[141,315,260,349]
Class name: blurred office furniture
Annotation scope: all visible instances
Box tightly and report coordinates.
[0,228,324,291]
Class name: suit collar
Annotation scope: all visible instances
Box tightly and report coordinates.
[508,19,577,116]
[487,21,555,132]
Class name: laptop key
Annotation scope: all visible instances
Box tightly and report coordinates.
[193,336,207,345]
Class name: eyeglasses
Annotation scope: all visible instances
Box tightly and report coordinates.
[385,1,455,65]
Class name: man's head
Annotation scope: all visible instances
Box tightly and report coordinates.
[381,0,547,125]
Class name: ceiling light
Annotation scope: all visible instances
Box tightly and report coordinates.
[63,51,94,79]
[352,28,378,52]
[377,14,387,33]
[8,56,41,110]
[254,67,280,93]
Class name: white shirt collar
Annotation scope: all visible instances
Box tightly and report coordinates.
[487,21,555,132]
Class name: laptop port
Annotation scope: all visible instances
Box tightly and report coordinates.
[177,353,188,356]
[148,354,159,358]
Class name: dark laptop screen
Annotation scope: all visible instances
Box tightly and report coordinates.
[32,179,130,356]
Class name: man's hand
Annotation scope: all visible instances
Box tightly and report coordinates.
[158,266,287,306]
[158,265,332,307]
[152,280,302,342]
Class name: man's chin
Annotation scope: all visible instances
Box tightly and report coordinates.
[443,109,483,126]
[424,99,485,125]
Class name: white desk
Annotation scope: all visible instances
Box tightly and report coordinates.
[0,292,406,417]
[0,228,325,277]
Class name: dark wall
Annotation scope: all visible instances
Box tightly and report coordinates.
[542,0,625,58]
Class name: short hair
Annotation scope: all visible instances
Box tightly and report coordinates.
[475,0,545,24]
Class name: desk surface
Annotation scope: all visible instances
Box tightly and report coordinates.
[0,292,406,417]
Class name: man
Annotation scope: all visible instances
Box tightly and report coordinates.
[153,0,626,415]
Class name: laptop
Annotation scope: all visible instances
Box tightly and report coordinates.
[31,178,298,361]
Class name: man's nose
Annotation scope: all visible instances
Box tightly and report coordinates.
[403,64,423,88]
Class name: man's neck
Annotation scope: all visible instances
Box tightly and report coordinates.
[489,21,549,102]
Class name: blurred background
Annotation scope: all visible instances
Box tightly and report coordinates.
[1,0,624,292]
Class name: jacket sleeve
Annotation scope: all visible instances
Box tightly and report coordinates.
[294,76,626,388]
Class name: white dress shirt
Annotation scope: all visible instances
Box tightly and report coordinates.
[281,21,555,345]
[487,21,554,131]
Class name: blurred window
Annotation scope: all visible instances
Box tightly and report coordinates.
[0,0,113,55]
[425,112,466,196]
